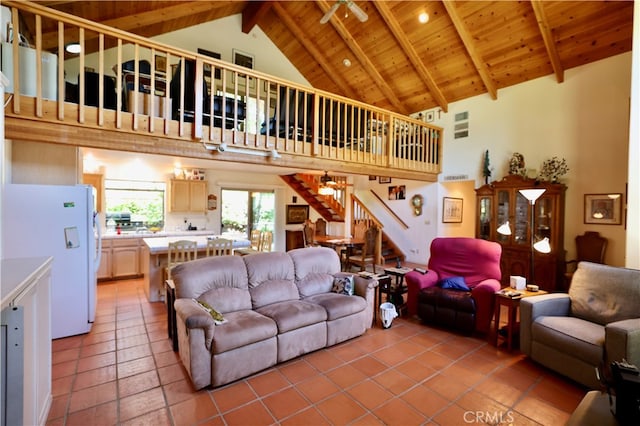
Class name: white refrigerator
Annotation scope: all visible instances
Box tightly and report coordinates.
[2,184,102,339]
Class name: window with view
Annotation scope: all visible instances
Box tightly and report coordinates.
[105,180,165,232]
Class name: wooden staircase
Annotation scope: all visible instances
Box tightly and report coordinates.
[280,174,345,222]
[279,175,406,265]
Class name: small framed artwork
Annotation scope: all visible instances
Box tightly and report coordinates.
[233,49,254,69]
[388,185,406,200]
[154,55,166,74]
[379,176,391,184]
[584,193,623,225]
[443,197,463,223]
[368,175,377,181]
[286,204,309,224]
[198,48,222,79]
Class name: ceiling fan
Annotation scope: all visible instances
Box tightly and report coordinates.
[320,0,368,24]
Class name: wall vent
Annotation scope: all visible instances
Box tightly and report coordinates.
[443,174,469,181]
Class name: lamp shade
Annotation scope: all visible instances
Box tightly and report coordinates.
[497,221,512,235]
[519,188,546,203]
[533,237,551,253]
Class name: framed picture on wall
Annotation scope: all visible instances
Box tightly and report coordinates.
[286,204,309,224]
[379,176,391,184]
[584,193,623,225]
[442,197,463,223]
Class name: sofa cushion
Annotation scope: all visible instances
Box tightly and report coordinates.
[256,300,327,333]
[532,316,604,366]
[304,293,366,321]
[332,275,354,295]
[569,262,640,326]
[289,247,341,297]
[199,287,252,315]
[243,252,299,309]
[211,310,278,354]
[172,255,252,312]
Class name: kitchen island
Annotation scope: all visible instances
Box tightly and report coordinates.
[141,234,250,302]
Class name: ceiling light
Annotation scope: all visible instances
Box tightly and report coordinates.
[343,58,351,67]
[320,171,336,185]
[418,12,429,24]
[318,186,335,196]
[65,43,81,54]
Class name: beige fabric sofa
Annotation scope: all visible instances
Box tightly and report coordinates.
[520,261,640,389]
[171,247,376,389]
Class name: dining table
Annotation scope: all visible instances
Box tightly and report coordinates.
[313,235,365,271]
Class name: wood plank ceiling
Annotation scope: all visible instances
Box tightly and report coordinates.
[32,1,634,114]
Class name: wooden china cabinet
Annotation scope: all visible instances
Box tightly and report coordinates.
[475,175,566,292]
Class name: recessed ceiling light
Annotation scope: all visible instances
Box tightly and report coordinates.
[418,12,429,24]
[343,58,351,67]
[65,43,81,54]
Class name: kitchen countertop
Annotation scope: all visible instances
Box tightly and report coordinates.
[1,256,53,308]
[141,234,251,254]
[102,230,217,240]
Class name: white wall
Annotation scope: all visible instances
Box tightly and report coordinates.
[627,3,640,269]
[416,52,632,266]
[65,14,309,88]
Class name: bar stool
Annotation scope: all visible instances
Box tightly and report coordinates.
[206,238,233,256]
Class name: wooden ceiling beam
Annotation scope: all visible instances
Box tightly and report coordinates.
[442,1,498,100]
[315,0,408,114]
[38,1,224,50]
[373,1,448,113]
[531,0,564,83]
[271,2,358,100]
[242,1,272,34]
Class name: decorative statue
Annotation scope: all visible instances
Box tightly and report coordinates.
[509,152,525,175]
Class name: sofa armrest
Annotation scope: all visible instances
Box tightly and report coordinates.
[470,279,502,333]
[405,270,439,316]
[353,275,377,329]
[605,318,640,367]
[174,298,216,349]
[520,293,571,355]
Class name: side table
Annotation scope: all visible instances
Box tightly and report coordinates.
[366,274,391,326]
[383,267,412,315]
[492,288,547,351]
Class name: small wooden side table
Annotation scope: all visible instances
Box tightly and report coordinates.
[492,288,547,351]
[383,267,412,315]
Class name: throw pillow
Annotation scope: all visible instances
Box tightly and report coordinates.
[194,299,227,325]
[332,275,355,295]
[438,276,470,291]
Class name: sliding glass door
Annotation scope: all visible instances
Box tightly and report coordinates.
[220,189,275,239]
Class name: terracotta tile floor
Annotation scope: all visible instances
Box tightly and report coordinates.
[47,278,587,425]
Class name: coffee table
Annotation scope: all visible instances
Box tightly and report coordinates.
[492,288,548,351]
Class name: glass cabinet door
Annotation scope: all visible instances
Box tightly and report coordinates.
[478,196,492,240]
[535,197,552,242]
[514,192,529,245]
[496,190,509,243]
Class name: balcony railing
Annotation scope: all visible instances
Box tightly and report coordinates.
[1,1,442,180]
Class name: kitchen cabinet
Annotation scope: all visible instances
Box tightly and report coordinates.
[475,175,566,292]
[169,179,207,213]
[98,238,142,280]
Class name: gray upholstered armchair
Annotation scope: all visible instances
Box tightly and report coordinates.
[520,261,640,389]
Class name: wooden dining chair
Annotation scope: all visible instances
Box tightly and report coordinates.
[341,220,368,266]
[347,225,379,272]
[206,238,233,256]
[258,231,273,252]
[303,221,316,247]
[235,229,263,256]
[166,239,198,280]
[315,218,327,237]
[564,231,608,290]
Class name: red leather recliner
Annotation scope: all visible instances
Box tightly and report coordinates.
[405,237,502,334]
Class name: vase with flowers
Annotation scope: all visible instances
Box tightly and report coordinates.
[539,157,569,183]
